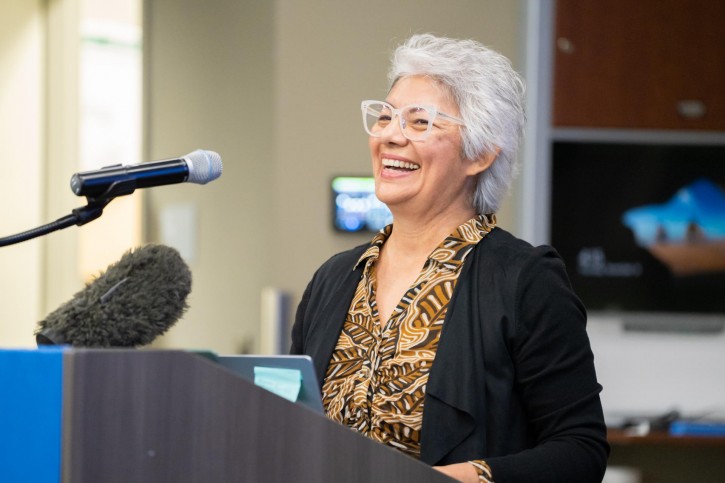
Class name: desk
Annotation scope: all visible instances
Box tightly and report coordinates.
[607,430,725,483]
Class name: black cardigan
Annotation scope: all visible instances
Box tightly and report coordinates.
[291,227,609,482]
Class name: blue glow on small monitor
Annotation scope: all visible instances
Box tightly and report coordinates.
[331,176,392,233]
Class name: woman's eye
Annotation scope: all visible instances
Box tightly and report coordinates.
[408,116,430,130]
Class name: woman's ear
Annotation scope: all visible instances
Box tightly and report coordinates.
[466,148,500,176]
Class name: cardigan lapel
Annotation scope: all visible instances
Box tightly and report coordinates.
[305,263,365,385]
[420,245,486,464]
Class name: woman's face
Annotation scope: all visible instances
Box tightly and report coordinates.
[369,75,490,220]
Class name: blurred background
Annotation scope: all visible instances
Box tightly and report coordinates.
[1,0,526,357]
[1,1,724,480]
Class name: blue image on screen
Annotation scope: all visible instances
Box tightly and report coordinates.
[332,177,392,233]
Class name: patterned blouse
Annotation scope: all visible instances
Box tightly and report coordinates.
[322,214,497,482]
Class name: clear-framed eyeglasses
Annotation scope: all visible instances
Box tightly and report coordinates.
[361,100,466,142]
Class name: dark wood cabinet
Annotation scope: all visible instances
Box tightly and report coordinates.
[607,430,725,483]
[553,0,725,130]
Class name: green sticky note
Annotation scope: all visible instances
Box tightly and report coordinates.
[253,366,302,403]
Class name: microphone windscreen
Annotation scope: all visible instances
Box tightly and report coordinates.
[36,244,192,347]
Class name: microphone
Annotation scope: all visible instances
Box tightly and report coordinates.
[36,244,192,347]
[70,149,223,198]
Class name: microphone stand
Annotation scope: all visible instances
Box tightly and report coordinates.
[0,179,137,248]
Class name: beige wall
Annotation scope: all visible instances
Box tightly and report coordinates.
[0,0,86,348]
[144,0,276,352]
[146,0,523,353]
[0,0,44,346]
[43,0,84,340]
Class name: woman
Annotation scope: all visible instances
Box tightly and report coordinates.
[291,34,608,482]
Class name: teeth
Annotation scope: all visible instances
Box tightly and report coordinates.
[382,158,420,171]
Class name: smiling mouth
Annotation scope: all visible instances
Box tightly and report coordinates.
[382,158,420,171]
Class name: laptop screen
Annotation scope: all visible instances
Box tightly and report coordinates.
[216,355,324,414]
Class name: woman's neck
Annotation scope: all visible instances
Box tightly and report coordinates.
[384,205,478,262]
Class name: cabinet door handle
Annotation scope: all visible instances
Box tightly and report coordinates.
[556,37,575,54]
[676,100,707,119]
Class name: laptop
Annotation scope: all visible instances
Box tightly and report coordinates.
[216,354,324,414]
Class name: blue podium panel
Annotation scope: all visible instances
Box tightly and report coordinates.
[0,348,65,483]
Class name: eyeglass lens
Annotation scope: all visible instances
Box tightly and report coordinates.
[364,102,433,140]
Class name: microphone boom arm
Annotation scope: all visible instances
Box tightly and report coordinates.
[0,179,136,248]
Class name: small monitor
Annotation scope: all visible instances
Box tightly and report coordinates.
[331,176,392,233]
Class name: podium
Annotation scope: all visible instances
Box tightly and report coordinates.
[1,348,452,482]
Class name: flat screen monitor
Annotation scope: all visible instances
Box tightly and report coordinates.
[331,176,392,233]
[550,140,725,318]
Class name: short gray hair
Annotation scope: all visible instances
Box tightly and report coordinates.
[388,34,526,214]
